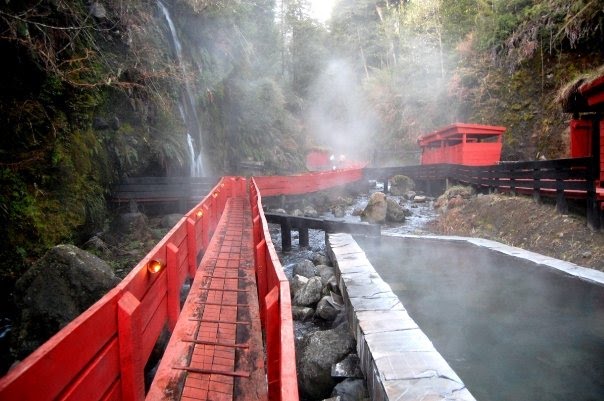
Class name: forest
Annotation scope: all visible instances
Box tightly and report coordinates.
[0,0,603,295]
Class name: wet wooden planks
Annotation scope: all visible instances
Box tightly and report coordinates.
[147,197,267,401]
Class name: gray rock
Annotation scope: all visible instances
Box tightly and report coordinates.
[293,276,323,307]
[304,206,320,218]
[297,324,356,400]
[292,306,315,322]
[292,209,304,217]
[327,276,340,294]
[316,294,343,321]
[318,265,336,286]
[13,245,120,358]
[83,235,111,258]
[331,354,363,379]
[360,192,387,224]
[273,208,287,214]
[413,195,428,203]
[92,116,109,130]
[290,274,309,298]
[386,198,406,223]
[332,205,346,218]
[404,190,417,200]
[312,253,331,266]
[294,259,318,278]
[331,378,368,401]
[160,213,183,229]
[389,175,415,196]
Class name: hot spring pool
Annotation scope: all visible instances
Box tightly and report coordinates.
[355,235,604,401]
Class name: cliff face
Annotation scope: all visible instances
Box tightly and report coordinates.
[0,0,304,288]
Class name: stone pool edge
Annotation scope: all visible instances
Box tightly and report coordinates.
[389,234,604,286]
[326,232,477,401]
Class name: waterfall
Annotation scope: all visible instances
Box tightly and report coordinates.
[157,0,205,176]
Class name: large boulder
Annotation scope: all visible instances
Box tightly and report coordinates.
[312,253,331,266]
[317,265,336,286]
[294,259,318,278]
[331,378,369,401]
[385,198,406,223]
[297,324,356,400]
[293,277,323,307]
[389,175,415,196]
[360,192,387,224]
[316,293,344,321]
[13,245,120,358]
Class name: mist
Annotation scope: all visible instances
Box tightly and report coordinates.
[306,59,379,162]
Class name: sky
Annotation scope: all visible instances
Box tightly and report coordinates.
[309,0,336,23]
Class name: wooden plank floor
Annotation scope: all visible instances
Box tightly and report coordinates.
[147,197,267,401]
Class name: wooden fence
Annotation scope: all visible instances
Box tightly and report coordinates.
[365,156,602,229]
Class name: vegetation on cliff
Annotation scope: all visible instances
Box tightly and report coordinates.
[0,0,602,293]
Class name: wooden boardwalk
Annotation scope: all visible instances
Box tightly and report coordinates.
[147,197,267,401]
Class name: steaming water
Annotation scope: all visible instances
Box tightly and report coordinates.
[356,235,604,401]
[157,1,205,176]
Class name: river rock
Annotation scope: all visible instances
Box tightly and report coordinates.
[13,245,120,358]
[386,198,406,223]
[83,235,112,258]
[292,306,315,322]
[290,274,309,298]
[304,206,320,218]
[293,276,323,307]
[317,265,336,286]
[297,324,356,400]
[331,378,369,401]
[312,253,331,266]
[294,259,318,278]
[389,175,415,196]
[332,205,346,218]
[316,294,343,321]
[331,354,363,379]
[360,192,387,224]
[404,190,417,200]
[413,195,428,203]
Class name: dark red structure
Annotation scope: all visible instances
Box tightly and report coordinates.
[418,123,506,166]
[305,149,331,171]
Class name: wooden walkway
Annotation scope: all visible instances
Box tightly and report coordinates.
[147,197,267,401]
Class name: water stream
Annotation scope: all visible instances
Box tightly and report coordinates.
[157,1,205,176]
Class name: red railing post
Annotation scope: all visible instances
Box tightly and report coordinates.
[117,291,144,401]
[265,286,281,401]
[166,243,180,330]
[186,218,197,278]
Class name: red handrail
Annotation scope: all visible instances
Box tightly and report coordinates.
[249,179,299,401]
[0,177,243,401]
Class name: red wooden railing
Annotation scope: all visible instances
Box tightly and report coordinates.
[0,177,244,401]
[0,167,365,401]
[249,179,298,401]
[253,165,365,196]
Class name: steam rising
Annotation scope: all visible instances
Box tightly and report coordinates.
[306,60,378,160]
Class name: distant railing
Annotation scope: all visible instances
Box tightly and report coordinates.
[249,179,299,401]
[365,156,601,228]
[254,165,365,196]
[0,177,241,401]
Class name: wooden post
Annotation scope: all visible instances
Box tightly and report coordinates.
[255,240,268,323]
[186,218,197,277]
[265,287,281,401]
[281,219,292,252]
[118,292,145,401]
[587,116,601,230]
[166,243,180,330]
[383,177,389,193]
[532,164,541,204]
[299,228,309,248]
[555,166,568,214]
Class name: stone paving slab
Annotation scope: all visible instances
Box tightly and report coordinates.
[327,233,476,401]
